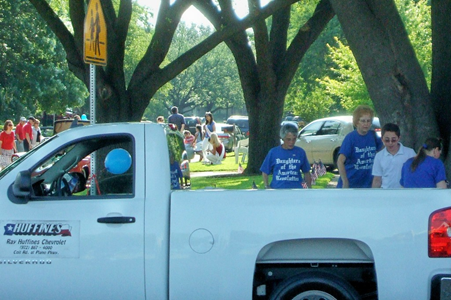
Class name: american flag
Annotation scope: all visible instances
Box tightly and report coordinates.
[310,160,327,186]
[310,163,318,186]
[318,159,327,176]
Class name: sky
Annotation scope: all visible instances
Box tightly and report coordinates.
[138,0,269,26]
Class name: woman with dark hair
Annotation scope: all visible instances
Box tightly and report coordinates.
[400,137,447,188]
[202,112,216,163]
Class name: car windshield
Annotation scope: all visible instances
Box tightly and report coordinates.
[300,121,323,136]
[0,135,56,179]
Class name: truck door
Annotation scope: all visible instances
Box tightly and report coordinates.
[0,131,145,299]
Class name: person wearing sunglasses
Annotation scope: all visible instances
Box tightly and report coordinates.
[371,123,416,188]
[0,120,17,169]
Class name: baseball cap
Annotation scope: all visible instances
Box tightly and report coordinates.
[20,117,26,121]
[28,116,36,121]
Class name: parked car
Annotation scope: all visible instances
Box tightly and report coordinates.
[284,115,305,128]
[226,115,249,136]
[40,126,54,138]
[184,116,202,135]
[295,116,381,169]
[215,123,247,152]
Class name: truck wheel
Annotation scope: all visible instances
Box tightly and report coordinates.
[269,271,360,300]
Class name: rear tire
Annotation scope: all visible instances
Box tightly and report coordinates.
[269,271,360,300]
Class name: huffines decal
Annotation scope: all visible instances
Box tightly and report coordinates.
[0,221,80,259]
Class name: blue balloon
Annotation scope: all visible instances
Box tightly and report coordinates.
[105,148,132,174]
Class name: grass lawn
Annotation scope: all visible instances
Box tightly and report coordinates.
[188,152,335,190]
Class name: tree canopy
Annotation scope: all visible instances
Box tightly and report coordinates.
[0,0,87,122]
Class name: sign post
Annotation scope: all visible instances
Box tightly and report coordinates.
[83,0,107,195]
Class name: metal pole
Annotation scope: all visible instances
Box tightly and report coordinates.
[89,64,97,195]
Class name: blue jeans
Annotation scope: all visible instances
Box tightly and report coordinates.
[16,140,24,152]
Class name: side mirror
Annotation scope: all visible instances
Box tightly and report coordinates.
[9,170,31,203]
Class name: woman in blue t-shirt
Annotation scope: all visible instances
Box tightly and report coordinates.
[400,137,447,188]
[260,123,311,189]
[337,105,383,188]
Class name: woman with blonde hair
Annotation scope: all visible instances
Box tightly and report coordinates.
[206,133,226,165]
[337,105,383,188]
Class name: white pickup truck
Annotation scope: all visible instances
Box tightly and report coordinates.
[1,122,451,300]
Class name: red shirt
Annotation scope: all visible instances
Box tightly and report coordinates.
[0,131,15,150]
[22,122,33,141]
[15,123,24,140]
[215,144,226,158]
[184,135,195,145]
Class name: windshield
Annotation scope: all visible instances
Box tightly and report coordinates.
[0,135,56,179]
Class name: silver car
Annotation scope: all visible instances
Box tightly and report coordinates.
[295,116,380,169]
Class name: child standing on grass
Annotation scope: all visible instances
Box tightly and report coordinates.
[169,153,183,189]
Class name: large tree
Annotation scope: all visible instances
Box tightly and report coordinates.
[152,23,244,117]
[431,0,451,173]
[0,0,87,121]
[196,0,335,173]
[328,0,451,175]
[28,0,300,124]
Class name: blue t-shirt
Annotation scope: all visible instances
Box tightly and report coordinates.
[260,146,311,189]
[337,130,382,188]
[204,121,216,138]
[168,113,185,131]
[400,156,447,188]
[170,161,183,189]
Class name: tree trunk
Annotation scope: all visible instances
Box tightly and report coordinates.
[329,0,439,150]
[199,0,334,173]
[431,0,451,176]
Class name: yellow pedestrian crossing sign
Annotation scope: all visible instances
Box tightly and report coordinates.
[84,0,107,66]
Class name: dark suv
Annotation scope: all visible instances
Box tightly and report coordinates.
[226,115,249,136]
[184,116,202,135]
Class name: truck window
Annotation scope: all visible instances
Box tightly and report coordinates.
[28,135,134,199]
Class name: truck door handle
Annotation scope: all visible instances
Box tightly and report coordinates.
[97,216,136,224]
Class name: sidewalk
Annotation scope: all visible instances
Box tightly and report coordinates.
[326,174,339,188]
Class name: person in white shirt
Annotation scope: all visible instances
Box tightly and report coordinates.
[31,119,41,147]
[372,123,416,188]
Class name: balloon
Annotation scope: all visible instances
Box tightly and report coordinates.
[104,148,132,174]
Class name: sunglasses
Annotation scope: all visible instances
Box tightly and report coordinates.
[7,124,13,127]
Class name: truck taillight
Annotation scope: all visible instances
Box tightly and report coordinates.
[429,207,451,257]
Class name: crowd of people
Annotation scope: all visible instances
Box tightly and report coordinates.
[163,106,226,167]
[260,105,448,190]
[164,106,227,189]
[0,116,42,170]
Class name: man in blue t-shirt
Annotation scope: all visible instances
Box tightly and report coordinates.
[260,123,311,189]
[337,105,383,188]
[168,106,186,132]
